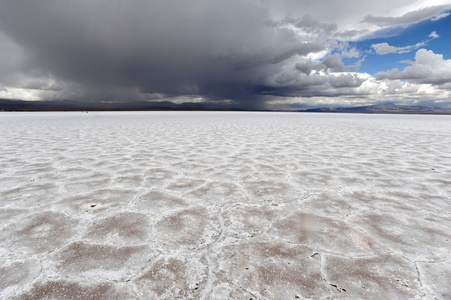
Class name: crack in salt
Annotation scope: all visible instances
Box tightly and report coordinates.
[414,262,427,299]
[229,281,259,299]
[199,255,215,300]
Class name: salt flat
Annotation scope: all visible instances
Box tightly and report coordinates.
[0,111,450,299]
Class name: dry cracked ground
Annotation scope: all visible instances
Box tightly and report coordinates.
[0,112,450,299]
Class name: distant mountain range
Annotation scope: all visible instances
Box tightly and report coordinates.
[0,99,231,111]
[1,99,451,114]
[297,104,451,114]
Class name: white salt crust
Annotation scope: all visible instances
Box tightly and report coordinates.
[0,111,450,299]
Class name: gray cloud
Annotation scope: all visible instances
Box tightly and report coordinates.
[431,12,450,21]
[294,54,346,75]
[283,14,338,35]
[372,43,399,55]
[321,54,347,72]
[335,29,369,39]
[257,66,367,99]
[363,5,451,26]
[371,41,427,55]
[328,74,364,88]
[371,29,439,55]
[295,53,364,75]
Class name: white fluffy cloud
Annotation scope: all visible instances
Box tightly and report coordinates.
[429,31,439,38]
[376,49,451,85]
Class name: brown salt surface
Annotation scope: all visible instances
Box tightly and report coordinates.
[13,280,133,300]
[134,255,207,298]
[347,210,451,261]
[83,212,151,244]
[268,211,389,256]
[186,181,246,204]
[166,177,206,193]
[243,180,299,202]
[153,206,219,249]
[133,190,188,214]
[0,211,79,254]
[143,168,177,187]
[210,237,331,299]
[221,203,287,238]
[0,259,41,293]
[54,242,155,280]
[322,253,422,299]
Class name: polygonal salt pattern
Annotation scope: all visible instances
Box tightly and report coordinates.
[1,111,450,299]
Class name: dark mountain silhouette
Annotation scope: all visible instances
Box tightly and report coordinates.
[1,99,450,114]
[0,99,240,111]
[299,104,451,114]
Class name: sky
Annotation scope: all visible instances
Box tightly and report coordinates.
[0,0,450,109]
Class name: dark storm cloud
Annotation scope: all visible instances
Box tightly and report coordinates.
[255,70,365,99]
[0,0,334,107]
